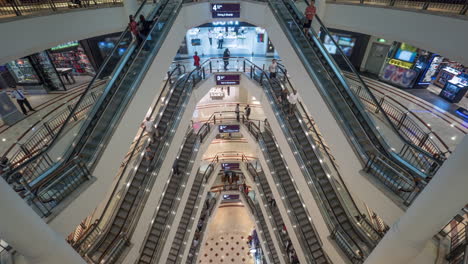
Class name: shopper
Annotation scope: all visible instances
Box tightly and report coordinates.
[128,15,138,42]
[141,117,155,135]
[269,59,278,79]
[287,90,298,116]
[138,15,152,38]
[144,146,154,161]
[173,161,180,175]
[208,29,214,46]
[223,48,230,70]
[235,103,240,121]
[11,87,35,115]
[193,51,201,70]
[244,104,251,120]
[303,0,316,35]
[217,32,224,49]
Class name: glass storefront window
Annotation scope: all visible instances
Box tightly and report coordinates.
[6,58,40,84]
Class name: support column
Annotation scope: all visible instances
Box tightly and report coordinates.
[0,178,85,264]
[365,137,468,264]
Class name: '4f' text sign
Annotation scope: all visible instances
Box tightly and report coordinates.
[211,3,240,18]
[216,74,240,85]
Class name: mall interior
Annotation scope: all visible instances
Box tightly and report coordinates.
[0,0,467,264]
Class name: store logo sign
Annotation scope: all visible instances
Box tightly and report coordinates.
[211,3,240,18]
[388,59,413,69]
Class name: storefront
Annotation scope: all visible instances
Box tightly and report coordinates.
[320,28,370,70]
[180,21,273,58]
[378,42,468,103]
[0,33,124,92]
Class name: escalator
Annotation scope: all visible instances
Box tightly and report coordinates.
[6,0,185,212]
[137,122,212,264]
[241,190,282,264]
[85,69,190,263]
[266,0,438,182]
[243,134,329,264]
[165,164,218,264]
[247,61,382,260]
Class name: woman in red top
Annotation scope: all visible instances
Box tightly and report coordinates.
[129,15,138,41]
[303,0,316,35]
[193,51,201,69]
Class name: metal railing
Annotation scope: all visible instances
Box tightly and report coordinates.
[186,193,220,264]
[0,0,123,21]
[71,64,188,260]
[328,0,468,16]
[272,0,444,178]
[439,209,468,263]
[2,80,106,176]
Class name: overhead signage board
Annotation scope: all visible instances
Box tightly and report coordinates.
[211,3,240,18]
[216,74,240,85]
[219,125,240,133]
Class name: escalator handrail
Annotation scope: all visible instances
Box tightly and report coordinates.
[93,64,193,261]
[72,64,185,253]
[167,163,218,263]
[246,119,330,264]
[244,60,377,255]
[66,0,174,165]
[8,0,155,176]
[278,3,428,180]
[275,62,384,241]
[278,0,439,166]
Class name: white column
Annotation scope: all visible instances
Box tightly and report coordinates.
[0,178,85,264]
[365,137,468,264]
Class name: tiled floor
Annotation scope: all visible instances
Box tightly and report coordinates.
[197,204,255,264]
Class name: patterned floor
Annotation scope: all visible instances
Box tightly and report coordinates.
[197,205,255,264]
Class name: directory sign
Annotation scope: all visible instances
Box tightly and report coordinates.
[219,125,240,133]
[216,74,240,85]
[211,3,240,18]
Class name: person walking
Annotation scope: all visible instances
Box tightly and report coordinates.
[235,103,240,121]
[223,48,230,70]
[303,0,316,35]
[11,87,35,115]
[244,104,251,120]
[193,51,201,70]
[208,29,214,46]
[129,15,138,42]
[287,90,298,116]
[268,59,278,79]
[217,32,224,49]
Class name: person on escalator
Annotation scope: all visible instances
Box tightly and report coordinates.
[303,0,316,35]
[268,59,278,79]
[173,161,180,175]
[287,90,298,116]
[129,15,138,40]
[235,103,240,122]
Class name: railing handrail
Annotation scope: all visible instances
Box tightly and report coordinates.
[72,64,185,252]
[273,0,440,178]
[5,0,154,178]
[275,62,384,242]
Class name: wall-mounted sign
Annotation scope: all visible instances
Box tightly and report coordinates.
[219,125,240,133]
[211,3,240,18]
[50,41,79,51]
[216,74,240,85]
[222,163,240,170]
[388,59,413,69]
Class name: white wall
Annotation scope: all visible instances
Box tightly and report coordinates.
[324,3,468,65]
[0,7,128,65]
